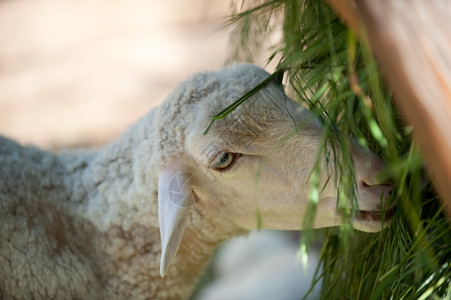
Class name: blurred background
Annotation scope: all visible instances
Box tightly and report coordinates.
[0,0,232,148]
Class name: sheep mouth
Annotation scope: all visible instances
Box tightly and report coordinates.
[354,207,395,222]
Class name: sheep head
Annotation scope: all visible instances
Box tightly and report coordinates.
[157,63,393,277]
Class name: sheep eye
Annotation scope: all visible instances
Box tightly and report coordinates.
[211,151,235,170]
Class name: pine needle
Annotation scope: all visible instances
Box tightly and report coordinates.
[222,0,451,298]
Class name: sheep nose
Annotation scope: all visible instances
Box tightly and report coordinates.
[355,151,394,197]
[360,178,395,198]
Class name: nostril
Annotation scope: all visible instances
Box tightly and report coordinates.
[360,179,394,190]
[360,179,373,188]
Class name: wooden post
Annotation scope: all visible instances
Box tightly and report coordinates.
[327,0,451,213]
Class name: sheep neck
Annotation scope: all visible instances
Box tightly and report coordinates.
[60,116,241,299]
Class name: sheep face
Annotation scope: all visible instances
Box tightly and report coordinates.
[186,86,392,234]
[158,64,393,276]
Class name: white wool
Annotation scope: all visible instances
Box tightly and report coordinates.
[0,64,391,299]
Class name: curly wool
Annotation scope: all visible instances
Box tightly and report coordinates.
[0,64,272,299]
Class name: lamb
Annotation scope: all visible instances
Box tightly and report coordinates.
[0,63,392,299]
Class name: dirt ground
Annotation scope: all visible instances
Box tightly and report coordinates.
[0,0,235,148]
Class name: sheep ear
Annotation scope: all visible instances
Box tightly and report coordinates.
[158,167,196,277]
